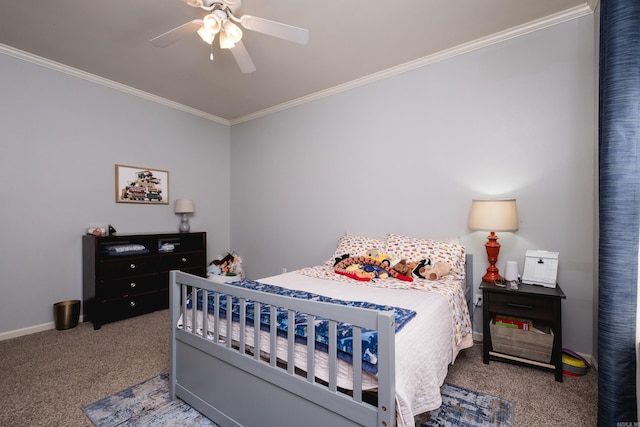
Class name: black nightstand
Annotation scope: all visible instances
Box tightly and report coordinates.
[480,281,566,381]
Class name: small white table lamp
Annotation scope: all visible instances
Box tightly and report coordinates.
[174,199,195,232]
[469,199,518,282]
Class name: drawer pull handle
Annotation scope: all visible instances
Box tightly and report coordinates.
[130,301,136,307]
[130,263,136,269]
[181,257,187,262]
[130,282,136,288]
[506,303,533,310]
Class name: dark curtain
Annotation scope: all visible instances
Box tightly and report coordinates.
[598,0,640,425]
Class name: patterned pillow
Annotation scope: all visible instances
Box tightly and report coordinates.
[385,233,466,276]
[326,233,387,266]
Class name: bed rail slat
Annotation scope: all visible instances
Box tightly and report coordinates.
[226,294,232,349]
[239,297,246,353]
[213,292,220,343]
[253,302,261,361]
[376,311,395,427]
[306,314,315,382]
[328,319,337,392]
[181,284,187,328]
[191,287,198,336]
[270,305,277,367]
[201,290,208,339]
[352,325,362,401]
[287,310,295,374]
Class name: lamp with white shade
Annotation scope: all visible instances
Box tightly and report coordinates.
[469,199,518,282]
[174,199,195,232]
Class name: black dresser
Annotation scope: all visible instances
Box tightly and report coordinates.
[82,232,206,329]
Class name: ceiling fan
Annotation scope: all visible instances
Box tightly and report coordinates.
[150,0,309,73]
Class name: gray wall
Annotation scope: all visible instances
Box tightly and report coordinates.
[230,15,596,354]
[0,53,231,335]
[0,13,597,357]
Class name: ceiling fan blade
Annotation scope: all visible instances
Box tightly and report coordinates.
[150,19,203,47]
[230,41,256,73]
[239,15,309,45]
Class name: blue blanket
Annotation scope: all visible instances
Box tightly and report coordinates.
[188,280,416,374]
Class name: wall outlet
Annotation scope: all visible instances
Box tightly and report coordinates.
[281,267,287,274]
[474,295,483,307]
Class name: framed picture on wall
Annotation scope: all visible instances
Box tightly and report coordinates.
[115,164,169,204]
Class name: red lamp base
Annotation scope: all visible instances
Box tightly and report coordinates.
[482,231,502,282]
[482,269,502,282]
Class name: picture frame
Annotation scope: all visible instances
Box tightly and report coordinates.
[115,164,169,204]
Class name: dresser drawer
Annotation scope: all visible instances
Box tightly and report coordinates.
[99,274,161,300]
[159,251,206,270]
[98,256,158,279]
[488,292,554,321]
[99,290,168,323]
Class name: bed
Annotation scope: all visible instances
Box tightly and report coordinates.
[169,233,473,427]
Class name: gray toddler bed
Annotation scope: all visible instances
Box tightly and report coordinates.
[169,255,472,427]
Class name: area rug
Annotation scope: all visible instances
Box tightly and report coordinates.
[82,372,217,427]
[421,383,515,427]
[83,373,514,427]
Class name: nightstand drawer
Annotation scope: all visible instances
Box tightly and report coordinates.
[99,256,158,279]
[100,274,161,299]
[489,292,554,321]
[160,251,206,270]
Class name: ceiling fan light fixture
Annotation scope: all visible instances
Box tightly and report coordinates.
[223,20,243,43]
[151,0,309,73]
[219,30,235,49]
[203,13,222,33]
[197,26,216,44]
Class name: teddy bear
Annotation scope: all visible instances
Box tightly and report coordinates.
[392,259,417,276]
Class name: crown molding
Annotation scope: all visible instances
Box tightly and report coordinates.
[0,43,230,126]
[0,2,595,127]
[231,3,595,125]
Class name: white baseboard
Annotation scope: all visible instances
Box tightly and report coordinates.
[0,316,85,341]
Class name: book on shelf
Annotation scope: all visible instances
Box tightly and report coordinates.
[494,315,533,331]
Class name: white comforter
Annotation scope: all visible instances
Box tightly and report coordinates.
[256,270,473,427]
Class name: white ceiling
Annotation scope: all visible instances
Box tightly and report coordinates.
[0,0,595,124]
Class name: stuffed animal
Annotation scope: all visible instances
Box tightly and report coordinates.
[333,253,350,266]
[362,264,389,279]
[207,263,222,276]
[393,259,416,276]
[365,248,395,266]
[412,259,432,279]
[334,255,412,282]
[208,252,245,279]
[419,261,451,280]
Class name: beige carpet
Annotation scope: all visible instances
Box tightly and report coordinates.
[0,310,597,426]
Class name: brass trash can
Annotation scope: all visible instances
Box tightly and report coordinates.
[53,300,80,330]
